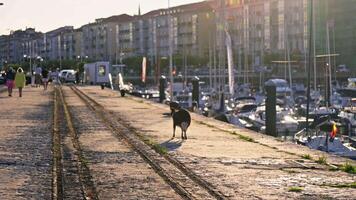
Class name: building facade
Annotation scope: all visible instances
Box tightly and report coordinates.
[1,0,356,72]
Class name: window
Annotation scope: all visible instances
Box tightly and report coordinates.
[98,65,106,76]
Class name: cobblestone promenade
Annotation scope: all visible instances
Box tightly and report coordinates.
[0,85,354,200]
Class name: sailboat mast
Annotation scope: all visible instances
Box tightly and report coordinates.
[214,38,217,90]
[209,32,212,89]
[326,21,332,106]
[313,3,317,91]
[306,0,314,134]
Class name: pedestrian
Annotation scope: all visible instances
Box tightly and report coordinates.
[35,66,42,87]
[15,67,26,97]
[31,70,35,87]
[75,70,80,84]
[42,67,49,90]
[5,67,16,97]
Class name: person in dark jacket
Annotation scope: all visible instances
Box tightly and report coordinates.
[5,67,16,97]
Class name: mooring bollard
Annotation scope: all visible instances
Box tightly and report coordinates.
[159,76,166,103]
[192,76,199,109]
[265,80,277,137]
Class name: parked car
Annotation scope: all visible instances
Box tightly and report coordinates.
[337,64,350,72]
[59,69,76,83]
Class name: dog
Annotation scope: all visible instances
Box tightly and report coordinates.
[169,102,191,140]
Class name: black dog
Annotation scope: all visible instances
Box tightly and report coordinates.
[169,102,191,140]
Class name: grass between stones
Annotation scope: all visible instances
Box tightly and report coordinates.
[139,135,168,155]
[340,162,356,174]
[153,143,168,155]
[316,156,327,165]
[323,182,356,189]
[301,154,312,160]
[229,131,256,142]
[237,134,255,143]
[288,187,303,192]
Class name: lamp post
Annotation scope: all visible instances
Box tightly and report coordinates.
[120,52,124,64]
[36,56,44,70]
[23,55,32,73]
[168,0,174,101]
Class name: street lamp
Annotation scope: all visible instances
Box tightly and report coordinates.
[168,0,174,101]
[77,55,82,62]
[36,56,44,69]
[23,54,33,73]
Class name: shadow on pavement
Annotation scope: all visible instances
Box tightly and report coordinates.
[160,138,184,151]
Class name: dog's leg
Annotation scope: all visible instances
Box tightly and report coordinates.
[181,122,188,140]
[172,124,176,138]
[181,128,184,139]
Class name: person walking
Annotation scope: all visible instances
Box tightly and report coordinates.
[75,70,80,84]
[5,67,16,97]
[41,67,49,90]
[15,67,26,97]
[35,66,42,88]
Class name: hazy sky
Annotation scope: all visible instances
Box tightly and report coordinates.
[0,0,202,35]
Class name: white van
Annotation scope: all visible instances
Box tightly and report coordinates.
[84,62,110,84]
[59,69,76,83]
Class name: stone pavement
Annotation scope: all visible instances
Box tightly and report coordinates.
[0,85,6,93]
[78,86,356,200]
[0,86,53,199]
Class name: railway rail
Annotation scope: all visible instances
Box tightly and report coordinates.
[53,86,99,199]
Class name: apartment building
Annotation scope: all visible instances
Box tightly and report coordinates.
[0,28,42,64]
[314,0,356,68]
[214,0,308,68]
[80,14,134,62]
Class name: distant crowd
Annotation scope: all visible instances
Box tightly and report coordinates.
[1,66,52,97]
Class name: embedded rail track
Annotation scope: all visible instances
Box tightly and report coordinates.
[53,86,99,200]
[67,85,229,200]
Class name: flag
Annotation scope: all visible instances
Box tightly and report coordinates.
[225,28,235,96]
[330,123,337,139]
[142,57,146,83]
